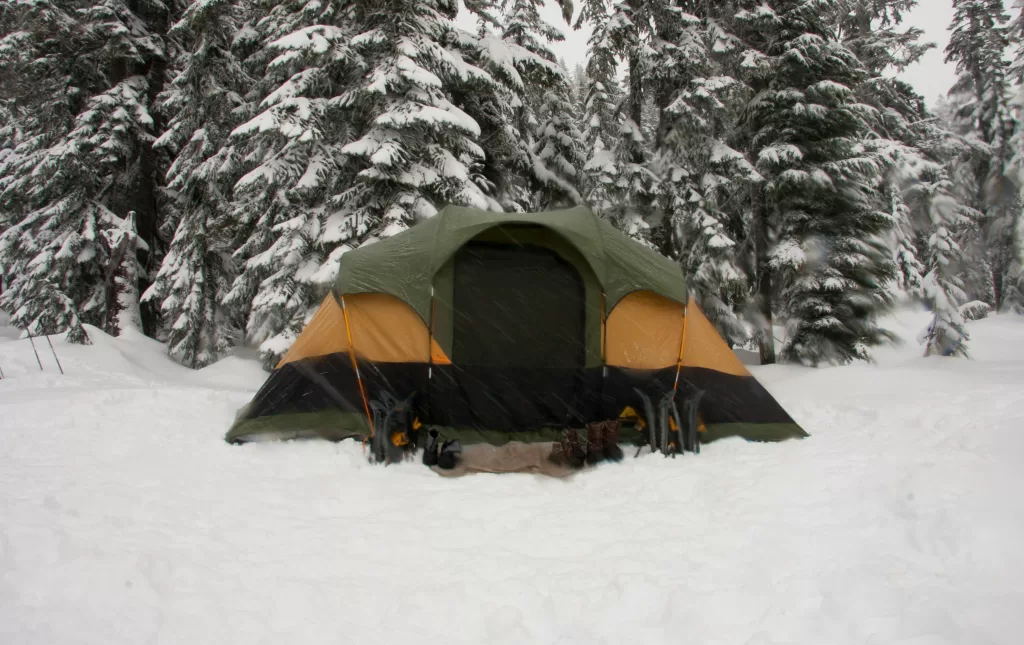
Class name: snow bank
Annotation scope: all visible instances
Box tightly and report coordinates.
[1,311,1023,644]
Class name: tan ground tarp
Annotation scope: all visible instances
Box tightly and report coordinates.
[431,441,580,478]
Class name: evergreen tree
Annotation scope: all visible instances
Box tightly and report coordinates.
[0,0,177,342]
[570,62,589,118]
[1002,0,1024,312]
[501,0,583,209]
[889,181,926,298]
[228,0,517,365]
[652,2,758,344]
[531,84,586,209]
[143,0,255,367]
[601,0,659,243]
[833,1,943,309]
[736,0,897,365]
[904,164,971,356]
[449,26,532,211]
[223,0,363,366]
[103,211,149,335]
[945,0,1021,312]
[577,0,625,216]
[337,0,504,227]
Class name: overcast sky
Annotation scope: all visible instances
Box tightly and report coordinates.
[519,0,961,108]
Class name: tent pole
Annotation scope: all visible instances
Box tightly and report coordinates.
[600,292,607,397]
[427,287,435,414]
[672,298,690,392]
[340,295,374,437]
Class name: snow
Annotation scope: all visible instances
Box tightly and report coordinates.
[2,310,1024,644]
[757,143,803,165]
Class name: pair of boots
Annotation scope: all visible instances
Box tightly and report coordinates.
[558,420,623,468]
[422,428,462,469]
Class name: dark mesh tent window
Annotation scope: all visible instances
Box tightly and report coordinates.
[452,242,585,369]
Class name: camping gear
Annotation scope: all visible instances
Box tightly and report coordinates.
[432,441,579,478]
[681,389,706,454]
[601,421,624,461]
[368,391,415,465]
[586,422,605,464]
[437,439,462,470]
[554,429,586,468]
[423,429,440,466]
[226,205,806,460]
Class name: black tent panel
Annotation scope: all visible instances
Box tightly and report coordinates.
[452,242,585,369]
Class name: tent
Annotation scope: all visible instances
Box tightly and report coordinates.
[226,205,806,457]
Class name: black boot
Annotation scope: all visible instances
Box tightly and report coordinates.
[437,439,462,470]
[422,429,439,467]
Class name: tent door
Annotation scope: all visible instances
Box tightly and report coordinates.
[437,241,586,431]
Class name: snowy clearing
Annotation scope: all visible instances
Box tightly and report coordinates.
[1,310,1023,645]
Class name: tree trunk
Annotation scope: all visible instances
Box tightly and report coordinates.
[108,0,171,339]
[104,227,133,336]
[134,10,170,338]
[754,197,776,364]
[992,260,1004,312]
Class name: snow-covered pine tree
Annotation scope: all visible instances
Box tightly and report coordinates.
[499,0,583,209]
[570,62,589,119]
[224,0,364,367]
[229,0,519,366]
[532,84,586,209]
[601,0,659,244]
[0,0,177,342]
[736,0,897,365]
[1009,0,1024,174]
[889,181,926,298]
[904,163,972,356]
[836,0,931,78]
[444,21,530,210]
[667,2,765,346]
[143,0,255,367]
[931,94,997,303]
[649,2,758,344]
[921,224,970,356]
[945,0,1022,312]
[337,0,505,228]
[103,211,149,335]
[1002,0,1024,312]
[832,0,941,306]
[577,0,625,216]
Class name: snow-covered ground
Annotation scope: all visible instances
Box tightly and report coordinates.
[1,310,1023,645]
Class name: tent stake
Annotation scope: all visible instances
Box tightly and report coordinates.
[26,331,43,371]
[44,335,64,374]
